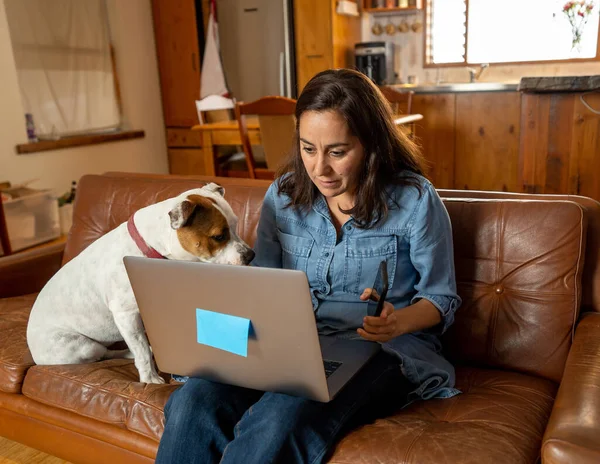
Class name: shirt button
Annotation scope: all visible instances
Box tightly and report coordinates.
[345,224,352,231]
[324,252,330,257]
[322,286,327,293]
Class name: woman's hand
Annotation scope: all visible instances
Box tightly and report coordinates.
[357,288,402,343]
[357,290,444,343]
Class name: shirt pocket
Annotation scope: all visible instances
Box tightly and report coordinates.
[343,236,397,295]
[277,230,314,273]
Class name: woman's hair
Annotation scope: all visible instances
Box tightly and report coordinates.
[277,68,426,228]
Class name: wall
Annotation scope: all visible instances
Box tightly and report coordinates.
[0,0,168,195]
[361,12,600,85]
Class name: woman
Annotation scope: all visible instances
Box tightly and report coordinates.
[156,69,461,464]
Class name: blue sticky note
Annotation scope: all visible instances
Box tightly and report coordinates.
[196,308,251,357]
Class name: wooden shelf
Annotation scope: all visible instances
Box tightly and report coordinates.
[15,130,145,154]
[364,7,421,13]
[363,0,423,13]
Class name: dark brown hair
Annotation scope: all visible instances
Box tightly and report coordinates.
[277,68,425,228]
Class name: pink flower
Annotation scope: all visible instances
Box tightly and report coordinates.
[578,10,585,16]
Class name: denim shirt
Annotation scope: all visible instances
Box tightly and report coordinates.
[252,173,462,402]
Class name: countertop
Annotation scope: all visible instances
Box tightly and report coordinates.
[518,75,600,93]
[391,82,519,93]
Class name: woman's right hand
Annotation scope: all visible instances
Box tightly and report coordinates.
[357,288,400,343]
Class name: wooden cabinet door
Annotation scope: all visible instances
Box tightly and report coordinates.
[519,92,600,202]
[412,93,456,189]
[454,92,521,192]
[152,0,201,127]
[569,92,600,200]
[168,148,205,175]
[294,0,332,92]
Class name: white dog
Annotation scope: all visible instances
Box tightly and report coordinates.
[27,183,254,384]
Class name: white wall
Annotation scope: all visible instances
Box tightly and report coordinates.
[0,0,168,196]
[361,12,600,85]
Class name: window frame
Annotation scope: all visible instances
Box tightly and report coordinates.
[423,0,600,68]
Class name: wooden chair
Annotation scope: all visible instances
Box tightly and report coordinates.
[379,86,419,138]
[235,96,296,180]
[379,86,414,115]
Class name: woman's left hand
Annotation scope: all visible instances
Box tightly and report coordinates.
[357,288,401,343]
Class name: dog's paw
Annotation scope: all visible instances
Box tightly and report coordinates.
[140,372,166,384]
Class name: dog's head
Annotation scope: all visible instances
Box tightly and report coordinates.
[167,183,254,265]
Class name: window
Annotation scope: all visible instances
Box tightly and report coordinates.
[5,0,120,138]
[426,0,600,65]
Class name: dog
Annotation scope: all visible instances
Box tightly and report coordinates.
[27,183,254,384]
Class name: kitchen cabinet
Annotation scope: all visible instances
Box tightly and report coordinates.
[151,0,202,128]
[520,91,600,201]
[454,92,521,192]
[412,91,521,192]
[294,0,361,93]
[411,93,456,189]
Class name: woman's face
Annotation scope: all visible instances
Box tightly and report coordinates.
[299,110,365,207]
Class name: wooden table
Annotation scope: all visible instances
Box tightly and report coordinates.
[191,115,423,177]
[192,120,260,177]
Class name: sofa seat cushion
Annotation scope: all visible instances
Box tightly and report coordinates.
[0,293,37,393]
[329,367,557,464]
[22,359,178,442]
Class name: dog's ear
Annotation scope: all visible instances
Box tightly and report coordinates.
[169,200,196,230]
[169,195,214,229]
[205,182,225,197]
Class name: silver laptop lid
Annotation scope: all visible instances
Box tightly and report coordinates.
[123,257,330,402]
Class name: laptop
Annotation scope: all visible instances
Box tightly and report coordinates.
[123,256,381,402]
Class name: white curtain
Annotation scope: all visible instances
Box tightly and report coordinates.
[4,0,120,137]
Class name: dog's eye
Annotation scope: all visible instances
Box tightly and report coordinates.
[211,233,227,242]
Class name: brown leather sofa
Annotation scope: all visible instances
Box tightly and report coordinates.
[1,172,600,464]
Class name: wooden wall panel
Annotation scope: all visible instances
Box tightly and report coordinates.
[412,93,456,189]
[454,92,521,192]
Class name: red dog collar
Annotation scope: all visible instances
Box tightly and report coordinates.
[127,215,166,259]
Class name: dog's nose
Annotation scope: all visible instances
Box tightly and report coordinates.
[242,248,255,265]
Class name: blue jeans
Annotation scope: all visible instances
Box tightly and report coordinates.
[155,352,410,464]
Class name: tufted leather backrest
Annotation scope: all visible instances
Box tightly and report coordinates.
[441,198,585,383]
[438,189,600,315]
[65,173,589,382]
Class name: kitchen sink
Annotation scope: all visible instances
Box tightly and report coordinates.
[391,82,519,93]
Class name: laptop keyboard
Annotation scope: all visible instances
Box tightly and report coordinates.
[323,359,343,378]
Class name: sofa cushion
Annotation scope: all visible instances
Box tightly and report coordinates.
[0,294,37,393]
[22,360,555,462]
[330,367,557,464]
[22,359,178,442]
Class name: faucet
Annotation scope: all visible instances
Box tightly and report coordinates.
[467,63,489,83]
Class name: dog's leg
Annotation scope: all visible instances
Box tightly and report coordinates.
[30,331,110,365]
[102,349,135,360]
[110,308,165,384]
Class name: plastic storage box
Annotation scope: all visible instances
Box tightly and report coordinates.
[1,189,60,254]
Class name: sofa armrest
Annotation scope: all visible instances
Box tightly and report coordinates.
[542,312,600,463]
[0,242,65,299]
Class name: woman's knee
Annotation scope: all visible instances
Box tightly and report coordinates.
[165,378,222,419]
[245,394,321,435]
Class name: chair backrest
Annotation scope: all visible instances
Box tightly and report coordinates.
[195,95,235,124]
[379,86,414,115]
[235,96,296,179]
